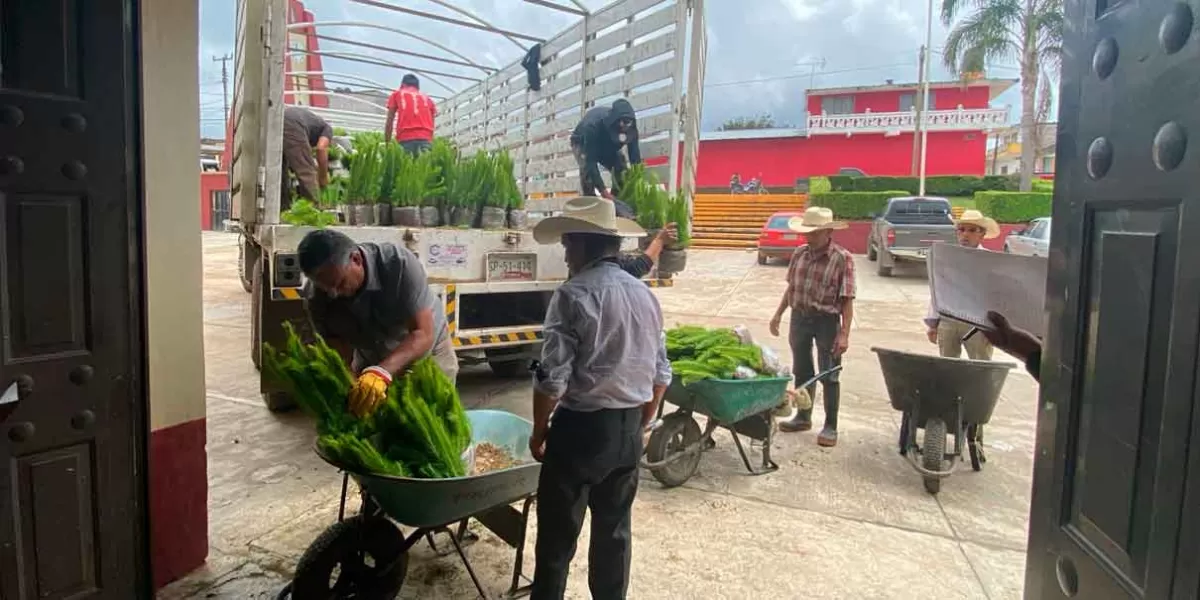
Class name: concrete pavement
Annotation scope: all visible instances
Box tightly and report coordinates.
[159,233,1036,599]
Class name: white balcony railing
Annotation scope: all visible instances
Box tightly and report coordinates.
[806,107,1009,135]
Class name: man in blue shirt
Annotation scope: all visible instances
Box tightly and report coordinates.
[527,197,672,600]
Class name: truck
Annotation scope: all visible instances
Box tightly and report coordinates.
[229,0,708,410]
[866,196,958,277]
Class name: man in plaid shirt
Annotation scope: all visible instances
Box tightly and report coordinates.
[769,207,856,447]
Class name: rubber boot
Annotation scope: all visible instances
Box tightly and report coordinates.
[817,382,840,447]
[779,409,813,433]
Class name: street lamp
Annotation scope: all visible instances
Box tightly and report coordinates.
[917,0,934,196]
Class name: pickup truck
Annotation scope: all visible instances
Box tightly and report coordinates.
[866,196,957,277]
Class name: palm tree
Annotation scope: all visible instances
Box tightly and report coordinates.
[940,0,1063,191]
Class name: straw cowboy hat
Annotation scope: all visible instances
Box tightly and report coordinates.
[533,196,646,244]
[955,209,1001,239]
[788,206,849,233]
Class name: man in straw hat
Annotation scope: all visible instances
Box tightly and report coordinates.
[769,206,856,447]
[527,197,672,600]
[924,209,1001,360]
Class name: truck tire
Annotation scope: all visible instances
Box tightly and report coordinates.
[757,252,768,265]
[867,240,877,261]
[251,254,297,412]
[239,237,256,294]
[486,346,533,378]
[877,258,893,277]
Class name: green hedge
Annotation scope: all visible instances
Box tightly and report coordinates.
[1031,178,1055,193]
[974,191,1053,223]
[808,176,832,194]
[807,191,910,220]
[827,174,1018,196]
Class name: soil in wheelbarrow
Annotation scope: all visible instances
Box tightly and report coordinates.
[471,442,525,475]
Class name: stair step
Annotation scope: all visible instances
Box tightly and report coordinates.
[693,227,762,236]
[691,239,758,249]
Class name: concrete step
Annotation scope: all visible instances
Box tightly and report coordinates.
[693,227,762,237]
[691,238,758,249]
[694,202,806,211]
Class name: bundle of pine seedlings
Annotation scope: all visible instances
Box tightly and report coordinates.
[262,323,472,478]
[665,325,765,385]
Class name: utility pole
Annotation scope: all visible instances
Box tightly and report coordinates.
[213,54,233,133]
[910,45,927,177]
[917,0,935,196]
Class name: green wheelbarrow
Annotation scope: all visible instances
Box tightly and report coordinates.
[279,409,541,600]
[640,366,842,488]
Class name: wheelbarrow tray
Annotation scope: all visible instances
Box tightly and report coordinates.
[317,409,541,529]
[871,347,1013,426]
[664,376,791,424]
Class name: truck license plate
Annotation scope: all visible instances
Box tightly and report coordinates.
[783,234,797,241]
[487,253,536,281]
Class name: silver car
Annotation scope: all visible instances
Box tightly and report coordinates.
[1003,217,1051,256]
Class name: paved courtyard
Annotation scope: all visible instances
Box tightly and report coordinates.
[159,232,1037,599]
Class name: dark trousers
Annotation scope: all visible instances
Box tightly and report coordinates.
[281,118,320,211]
[400,139,432,156]
[532,406,643,600]
[789,312,843,429]
[572,142,629,197]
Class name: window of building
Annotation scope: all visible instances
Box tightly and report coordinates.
[1040,156,1055,172]
[899,91,936,111]
[1001,166,1009,175]
[820,95,854,115]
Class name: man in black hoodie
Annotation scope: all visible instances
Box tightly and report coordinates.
[571,99,642,207]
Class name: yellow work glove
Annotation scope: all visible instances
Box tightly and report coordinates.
[348,366,392,417]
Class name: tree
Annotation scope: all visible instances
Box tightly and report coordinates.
[719,114,781,131]
[940,0,1063,191]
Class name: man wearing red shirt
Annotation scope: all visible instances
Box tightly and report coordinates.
[385,74,436,154]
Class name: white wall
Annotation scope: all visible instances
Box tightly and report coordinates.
[142,0,207,431]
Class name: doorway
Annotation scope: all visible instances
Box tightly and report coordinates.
[0,0,148,597]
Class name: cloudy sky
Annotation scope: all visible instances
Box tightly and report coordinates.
[198,0,1027,138]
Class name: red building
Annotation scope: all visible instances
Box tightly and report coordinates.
[694,78,1016,188]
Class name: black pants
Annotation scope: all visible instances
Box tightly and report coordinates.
[532,406,642,600]
[789,312,843,429]
[572,142,629,197]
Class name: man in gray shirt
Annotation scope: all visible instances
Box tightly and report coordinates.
[297,229,456,417]
[527,197,672,600]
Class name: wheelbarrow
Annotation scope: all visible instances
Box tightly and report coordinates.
[640,365,843,488]
[279,410,542,600]
[871,347,1013,494]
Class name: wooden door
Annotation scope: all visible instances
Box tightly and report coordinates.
[0,0,147,597]
[1027,0,1200,598]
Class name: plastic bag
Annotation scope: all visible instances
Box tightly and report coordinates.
[733,365,759,379]
[731,324,789,377]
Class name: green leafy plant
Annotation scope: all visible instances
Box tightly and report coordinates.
[262,323,471,479]
[665,191,691,247]
[973,191,1052,223]
[807,191,910,220]
[488,150,523,210]
[446,151,493,223]
[391,151,444,208]
[425,138,458,209]
[808,176,832,194]
[346,135,383,204]
[827,175,1017,196]
[282,199,336,227]
[618,164,667,230]
[1031,178,1054,193]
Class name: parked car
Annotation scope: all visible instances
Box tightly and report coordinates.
[757,211,807,265]
[867,196,957,277]
[1004,217,1051,256]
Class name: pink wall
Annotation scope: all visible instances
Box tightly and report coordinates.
[199,171,229,231]
[697,131,987,187]
[807,84,992,115]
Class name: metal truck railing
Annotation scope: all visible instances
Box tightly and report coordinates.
[229,0,707,227]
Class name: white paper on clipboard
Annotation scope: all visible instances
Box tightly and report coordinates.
[929,243,1049,338]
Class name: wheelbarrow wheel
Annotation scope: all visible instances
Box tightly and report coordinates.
[291,515,408,600]
[646,413,703,488]
[921,418,946,495]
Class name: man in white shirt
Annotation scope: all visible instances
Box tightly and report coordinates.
[527,197,672,600]
[925,209,1002,360]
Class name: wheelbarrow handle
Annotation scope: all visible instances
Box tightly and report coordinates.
[795,364,843,390]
